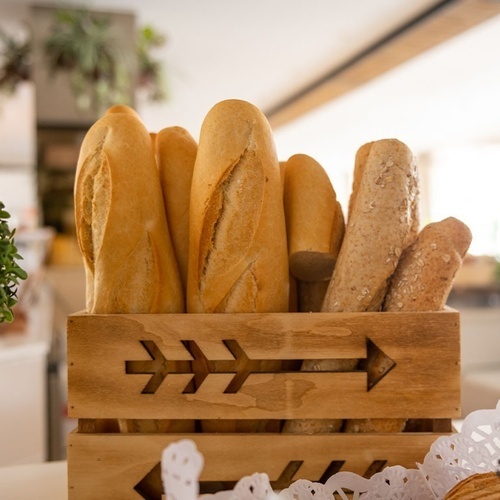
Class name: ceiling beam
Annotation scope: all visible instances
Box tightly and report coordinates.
[266,0,500,129]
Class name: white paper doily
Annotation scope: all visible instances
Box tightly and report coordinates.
[161,400,500,500]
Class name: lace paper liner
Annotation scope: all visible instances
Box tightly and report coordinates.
[161,400,500,500]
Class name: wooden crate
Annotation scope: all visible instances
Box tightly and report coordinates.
[66,310,461,499]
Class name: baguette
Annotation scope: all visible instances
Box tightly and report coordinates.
[343,216,472,433]
[155,126,197,293]
[74,112,184,314]
[283,154,345,283]
[187,99,289,314]
[444,472,500,500]
[322,138,419,313]
[281,154,346,434]
[383,216,472,312]
[75,111,189,437]
[187,99,289,433]
[313,139,418,434]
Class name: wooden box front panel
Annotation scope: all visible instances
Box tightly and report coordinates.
[67,431,444,500]
[67,311,460,421]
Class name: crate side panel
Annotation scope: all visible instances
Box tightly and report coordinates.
[67,311,460,420]
[67,431,447,498]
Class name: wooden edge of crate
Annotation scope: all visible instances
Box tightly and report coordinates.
[66,310,461,421]
[67,429,451,499]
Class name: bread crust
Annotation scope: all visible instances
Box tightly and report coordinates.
[74,112,183,313]
[383,216,472,311]
[187,99,289,313]
[445,472,500,499]
[283,154,345,282]
[344,216,471,434]
[155,126,197,293]
[322,138,419,313]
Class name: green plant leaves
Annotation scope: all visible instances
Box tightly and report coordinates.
[0,201,28,323]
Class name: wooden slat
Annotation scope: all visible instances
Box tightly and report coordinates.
[266,0,500,128]
[67,431,445,499]
[67,311,460,420]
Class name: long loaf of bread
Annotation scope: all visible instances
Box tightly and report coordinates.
[315,139,418,433]
[281,153,345,434]
[343,216,472,433]
[155,126,197,294]
[74,112,184,314]
[383,216,472,312]
[74,110,187,438]
[322,138,419,313]
[187,99,289,314]
[187,99,289,433]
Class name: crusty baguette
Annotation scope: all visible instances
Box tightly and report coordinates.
[187,99,289,314]
[322,138,419,313]
[343,216,472,434]
[281,154,346,434]
[155,126,197,293]
[74,112,184,314]
[187,99,289,433]
[283,154,345,282]
[104,103,141,118]
[444,472,500,500]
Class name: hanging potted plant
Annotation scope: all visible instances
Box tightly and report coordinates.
[136,25,168,102]
[0,202,27,324]
[43,7,131,113]
[0,26,31,97]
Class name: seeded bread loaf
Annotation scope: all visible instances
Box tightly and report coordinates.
[74,112,184,314]
[322,138,419,313]
[315,139,418,434]
[155,126,197,293]
[343,216,472,434]
[383,216,472,311]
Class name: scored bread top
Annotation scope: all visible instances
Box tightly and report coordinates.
[187,99,289,313]
[74,112,183,314]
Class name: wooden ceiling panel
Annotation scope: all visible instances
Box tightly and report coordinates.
[266,0,500,129]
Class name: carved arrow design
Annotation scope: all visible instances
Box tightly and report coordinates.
[133,458,388,498]
[125,338,395,395]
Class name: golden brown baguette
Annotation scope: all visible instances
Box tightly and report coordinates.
[74,112,184,314]
[187,99,289,433]
[281,154,346,434]
[155,126,197,293]
[283,154,345,283]
[322,138,419,313]
[104,104,141,118]
[187,99,289,314]
[444,472,500,499]
[343,216,472,434]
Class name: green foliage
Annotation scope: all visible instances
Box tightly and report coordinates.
[136,25,168,102]
[44,8,131,113]
[1,10,169,107]
[0,27,31,95]
[0,202,28,323]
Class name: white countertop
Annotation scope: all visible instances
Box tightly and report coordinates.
[0,461,67,500]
